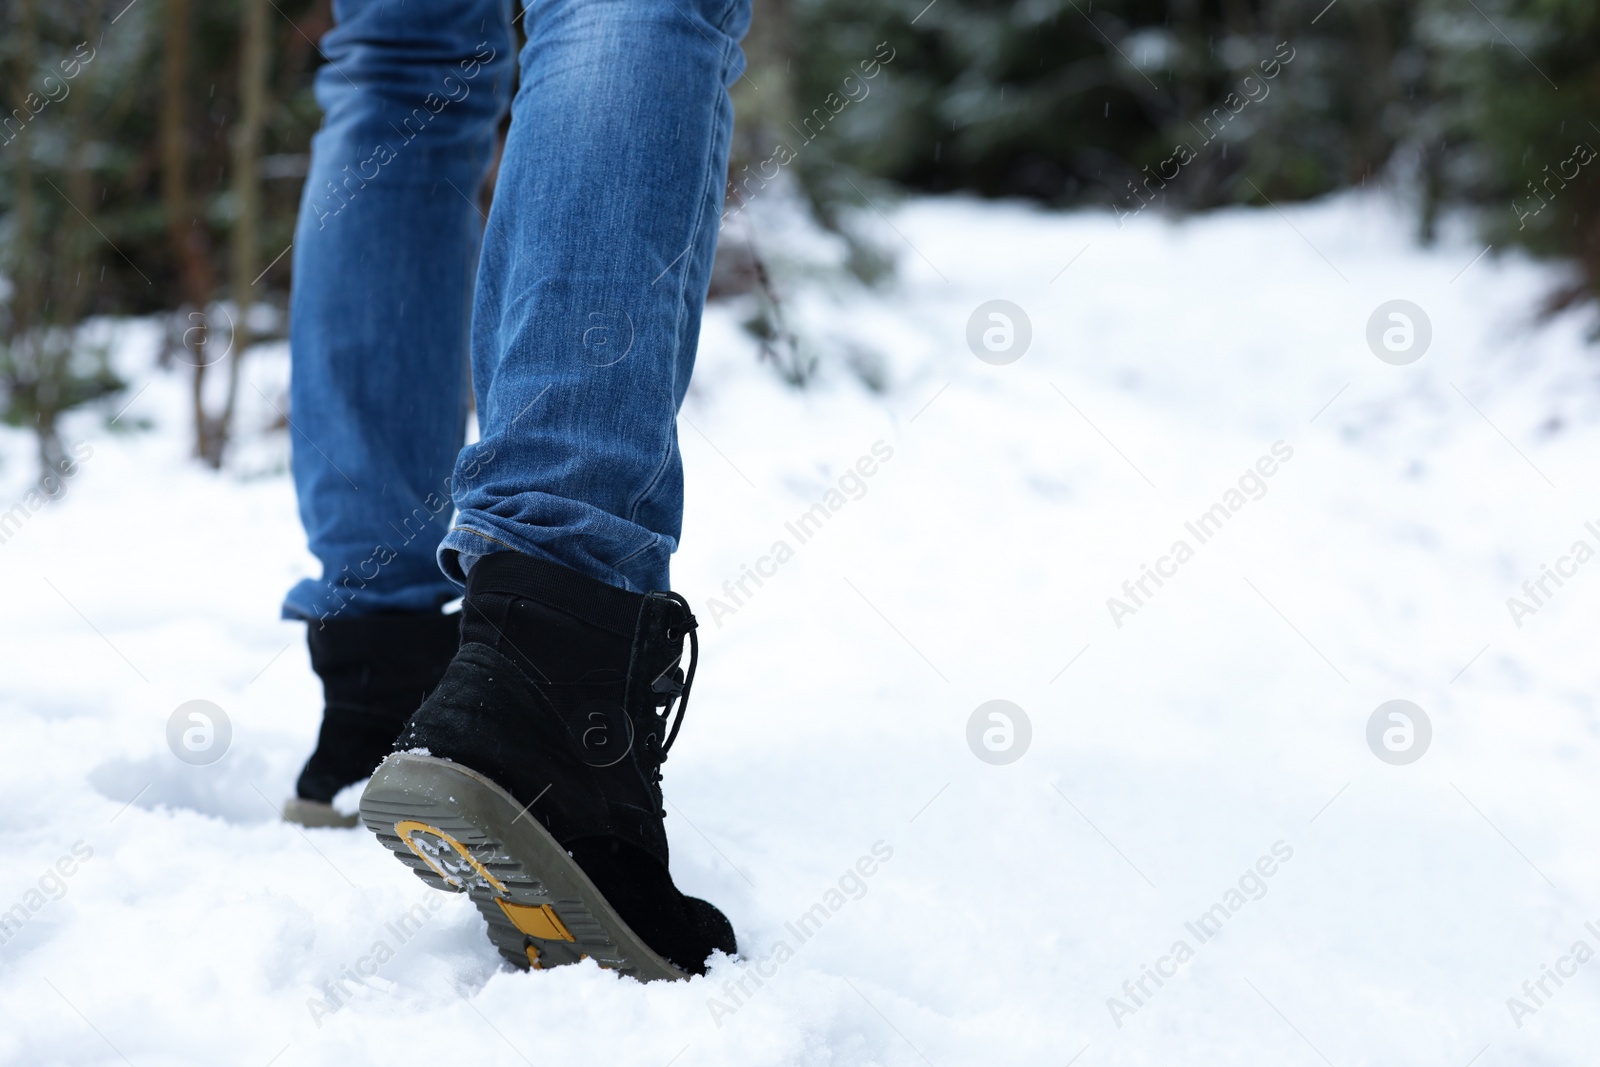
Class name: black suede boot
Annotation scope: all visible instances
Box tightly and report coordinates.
[282,613,460,828]
[358,552,736,980]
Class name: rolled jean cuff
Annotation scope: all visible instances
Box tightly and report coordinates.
[438,513,673,595]
[279,574,460,623]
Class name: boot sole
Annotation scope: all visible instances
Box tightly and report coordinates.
[359,752,689,982]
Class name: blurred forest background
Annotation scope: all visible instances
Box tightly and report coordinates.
[1,0,1598,479]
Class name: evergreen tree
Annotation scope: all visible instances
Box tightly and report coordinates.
[1425,0,1600,306]
[786,0,1428,212]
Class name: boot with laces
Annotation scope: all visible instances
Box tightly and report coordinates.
[359,551,735,979]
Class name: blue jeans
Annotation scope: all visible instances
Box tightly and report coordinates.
[283,0,750,622]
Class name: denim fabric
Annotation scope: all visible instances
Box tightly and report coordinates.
[283,0,749,621]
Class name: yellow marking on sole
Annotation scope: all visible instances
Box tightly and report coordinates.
[525,945,543,969]
[393,820,508,895]
[495,900,576,942]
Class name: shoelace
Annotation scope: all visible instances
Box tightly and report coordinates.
[646,593,699,805]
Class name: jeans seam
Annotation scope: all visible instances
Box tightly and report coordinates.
[610,535,663,573]
[449,524,517,551]
[623,24,739,528]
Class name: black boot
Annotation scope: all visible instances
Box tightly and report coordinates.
[283,613,460,828]
[358,551,736,979]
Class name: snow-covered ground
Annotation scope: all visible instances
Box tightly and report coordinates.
[3,192,1600,1066]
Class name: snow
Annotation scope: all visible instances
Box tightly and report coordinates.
[3,191,1600,1065]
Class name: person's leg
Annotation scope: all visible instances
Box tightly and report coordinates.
[281,0,514,823]
[362,0,752,976]
[438,0,752,594]
[283,0,514,624]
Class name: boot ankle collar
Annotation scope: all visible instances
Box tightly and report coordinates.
[466,551,645,639]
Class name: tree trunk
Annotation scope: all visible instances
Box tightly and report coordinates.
[208,0,272,468]
[12,0,38,348]
[160,0,220,462]
[32,0,110,484]
[8,0,54,477]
